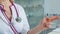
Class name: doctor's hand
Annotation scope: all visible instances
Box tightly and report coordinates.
[39,16,59,31]
[27,16,59,34]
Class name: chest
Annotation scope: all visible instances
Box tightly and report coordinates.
[0,6,24,34]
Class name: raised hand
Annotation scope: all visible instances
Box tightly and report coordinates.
[40,16,59,30]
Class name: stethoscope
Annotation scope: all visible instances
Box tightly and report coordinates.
[0,3,21,34]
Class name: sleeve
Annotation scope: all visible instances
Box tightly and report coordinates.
[20,7,30,34]
[15,3,30,34]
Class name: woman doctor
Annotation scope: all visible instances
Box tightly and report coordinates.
[0,0,59,34]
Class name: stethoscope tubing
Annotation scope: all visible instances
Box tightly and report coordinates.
[0,3,20,34]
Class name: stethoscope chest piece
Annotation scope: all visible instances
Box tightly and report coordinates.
[15,17,22,23]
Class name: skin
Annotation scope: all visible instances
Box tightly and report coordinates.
[0,0,59,34]
[28,16,59,34]
[0,0,13,19]
[0,0,2,3]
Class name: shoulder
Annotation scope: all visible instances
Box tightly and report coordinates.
[14,3,24,11]
[13,3,25,16]
[13,3,27,19]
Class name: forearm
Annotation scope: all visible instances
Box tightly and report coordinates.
[27,24,44,34]
[27,16,59,34]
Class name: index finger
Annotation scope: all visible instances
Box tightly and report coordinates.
[48,16,59,22]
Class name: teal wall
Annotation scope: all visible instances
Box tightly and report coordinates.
[15,0,44,34]
[15,0,44,29]
[15,0,59,34]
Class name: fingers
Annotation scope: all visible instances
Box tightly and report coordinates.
[49,16,59,22]
[42,16,59,28]
[43,22,50,28]
[46,16,59,22]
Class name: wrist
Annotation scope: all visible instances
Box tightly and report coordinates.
[38,23,47,31]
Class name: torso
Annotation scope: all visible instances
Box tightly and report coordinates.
[4,7,12,20]
[2,1,12,20]
[5,6,12,19]
[0,4,23,34]
[0,3,30,34]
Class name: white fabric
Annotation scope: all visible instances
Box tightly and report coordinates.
[0,3,30,34]
[48,28,60,34]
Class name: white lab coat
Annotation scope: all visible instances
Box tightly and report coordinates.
[0,3,30,34]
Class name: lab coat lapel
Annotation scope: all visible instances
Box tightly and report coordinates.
[0,5,17,25]
[0,5,17,24]
[0,10,8,24]
[11,5,17,24]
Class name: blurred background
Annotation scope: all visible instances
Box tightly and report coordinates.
[15,0,53,34]
[15,0,44,29]
[15,0,44,34]
[15,0,60,34]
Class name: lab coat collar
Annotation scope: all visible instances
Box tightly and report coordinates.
[0,3,17,25]
[0,4,4,9]
[0,4,13,9]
